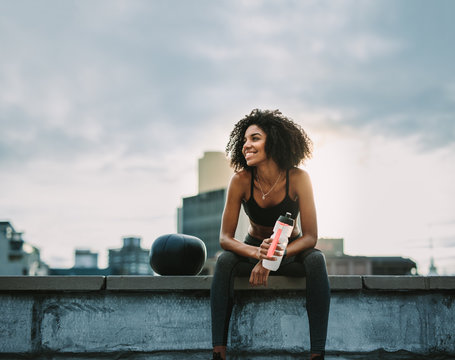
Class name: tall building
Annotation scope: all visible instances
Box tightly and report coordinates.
[179,189,226,259]
[177,188,250,262]
[198,151,233,193]
[108,236,153,275]
[0,221,48,275]
[177,152,249,273]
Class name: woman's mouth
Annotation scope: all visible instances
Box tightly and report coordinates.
[244,151,256,160]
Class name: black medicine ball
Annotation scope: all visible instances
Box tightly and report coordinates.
[150,233,207,275]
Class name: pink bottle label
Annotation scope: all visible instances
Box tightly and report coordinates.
[267,221,287,258]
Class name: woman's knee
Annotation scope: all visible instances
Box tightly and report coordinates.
[303,250,327,271]
[214,251,240,272]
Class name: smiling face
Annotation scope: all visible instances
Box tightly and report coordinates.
[242,124,268,166]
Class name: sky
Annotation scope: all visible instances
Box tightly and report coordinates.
[1,0,454,274]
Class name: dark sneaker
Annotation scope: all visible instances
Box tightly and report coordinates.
[212,352,224,360]
[311,353,325,360]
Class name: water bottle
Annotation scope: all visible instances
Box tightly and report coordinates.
[262,212,295,271]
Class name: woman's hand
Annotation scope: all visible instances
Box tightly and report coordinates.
[257,238,285,260]
[249,261,270,287]
[250,239,286,287]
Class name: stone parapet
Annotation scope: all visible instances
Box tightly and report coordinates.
[6,274,453,291]
[0,275,105,291]
[0,276,454,359]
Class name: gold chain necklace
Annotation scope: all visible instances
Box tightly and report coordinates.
[256,171,282,200]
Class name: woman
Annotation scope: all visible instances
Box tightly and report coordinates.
[210,109,330,360]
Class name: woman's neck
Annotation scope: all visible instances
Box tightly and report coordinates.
[254,161,284,186]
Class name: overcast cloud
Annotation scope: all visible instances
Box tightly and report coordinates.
[1,0,454,272]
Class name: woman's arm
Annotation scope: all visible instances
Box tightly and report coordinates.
[219,172,261,259]
[285,169,318,257]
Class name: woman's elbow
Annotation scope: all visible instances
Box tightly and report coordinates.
[310,234,319,248]
[219,234,229,250]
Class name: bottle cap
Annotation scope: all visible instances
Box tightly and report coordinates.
[278,212,294,226]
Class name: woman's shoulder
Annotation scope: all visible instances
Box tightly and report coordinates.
[231,169,251,182]
[228,169,252,190]
[288,167,312,197]
[289,167,310,180]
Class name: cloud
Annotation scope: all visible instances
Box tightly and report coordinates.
[1,1,455,173]
[2,0,454,166]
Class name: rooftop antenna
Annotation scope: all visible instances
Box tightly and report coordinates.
[428,224,438,276]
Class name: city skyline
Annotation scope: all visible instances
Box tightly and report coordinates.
[1,1,454,274]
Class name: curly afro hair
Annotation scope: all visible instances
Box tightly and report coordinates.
[226,109,313,172]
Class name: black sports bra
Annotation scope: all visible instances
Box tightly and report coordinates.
[242,169,299,227]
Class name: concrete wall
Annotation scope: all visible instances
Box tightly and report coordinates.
[0,276,454,359]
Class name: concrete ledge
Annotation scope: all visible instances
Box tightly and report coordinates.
[328,275,363,290]
[363,276,455,290]
[1,276,455,292]
[428,276,455,289]
[106,275,213,290]
[1,275,454,357]
[0,276,105,291]
[106,275,312,291]
[106,276,363,291]
[363,275,427,290]
[234,275,363,290]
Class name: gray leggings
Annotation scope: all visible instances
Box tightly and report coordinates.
[210,235,330,354]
